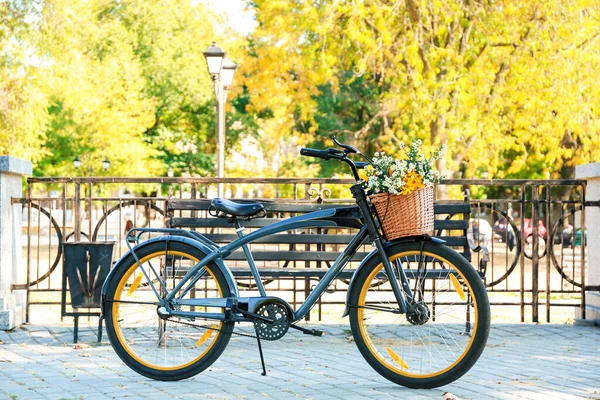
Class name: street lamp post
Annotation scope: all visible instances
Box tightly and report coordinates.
[203,42,237,198]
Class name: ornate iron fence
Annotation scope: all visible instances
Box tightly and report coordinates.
[12,177,594,323]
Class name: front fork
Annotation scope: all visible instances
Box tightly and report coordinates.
[373,238,414,313]
[350,184,415,314]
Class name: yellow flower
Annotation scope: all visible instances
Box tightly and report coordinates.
[358,169,368,181]
[400,171,425,195]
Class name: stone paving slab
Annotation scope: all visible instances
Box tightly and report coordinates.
[0,323,599,400]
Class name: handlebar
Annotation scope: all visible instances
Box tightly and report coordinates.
[299,148,340,160]
[300,138,370,181]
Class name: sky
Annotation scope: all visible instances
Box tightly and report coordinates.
[200,0,257,34]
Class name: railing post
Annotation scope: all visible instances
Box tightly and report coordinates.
[74,183,81,242]
[0,156,32,330]
[545,185,552,322]
[531,185,539,323]
[304,183,312,321]
[520,184,526,322]
[576,163,599,324]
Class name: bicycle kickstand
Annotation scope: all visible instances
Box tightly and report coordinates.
[255,334,267,376]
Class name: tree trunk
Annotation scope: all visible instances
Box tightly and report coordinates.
[430,115,449,199]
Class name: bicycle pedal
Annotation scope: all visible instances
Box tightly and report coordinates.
[304,329,326,337]
[289,323,326,337]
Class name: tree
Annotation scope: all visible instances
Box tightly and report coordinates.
[112,0,224,177]
[0,0,48,161]
[241,0,600,184]
[3,0,232,178]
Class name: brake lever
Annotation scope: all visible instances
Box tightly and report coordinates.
[333,136,358,154]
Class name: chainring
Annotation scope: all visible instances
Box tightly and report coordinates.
[253,302,290,341]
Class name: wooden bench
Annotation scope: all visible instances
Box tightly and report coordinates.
[165,196,472,319]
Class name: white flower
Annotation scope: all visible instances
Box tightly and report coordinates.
[360,139,443,193]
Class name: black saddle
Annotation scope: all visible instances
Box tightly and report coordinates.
[210,198,266,218]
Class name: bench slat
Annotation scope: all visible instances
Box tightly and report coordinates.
[230,268,463,279]
[434,219,468,230]
[434,236,469,247]
[225,251,370,262]
[230,268,356,278]
[203,234,355,244]
[170,217,291,228]
[434,203,471,214]
[173,217,469,230]
[170,199,472,214]
[168,199,347,213]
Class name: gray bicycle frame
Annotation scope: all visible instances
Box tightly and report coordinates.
[135,207,378,323]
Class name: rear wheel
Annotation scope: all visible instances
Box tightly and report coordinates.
[349,241,490,388]
[104,240,233,381]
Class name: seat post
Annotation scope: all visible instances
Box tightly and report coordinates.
[234,220,267,297]
[233,219,244,236]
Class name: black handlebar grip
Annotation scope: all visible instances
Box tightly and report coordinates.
[300,148,330,160]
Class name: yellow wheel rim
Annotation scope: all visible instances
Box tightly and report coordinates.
[357,250,479,379]
[112,251,224,371]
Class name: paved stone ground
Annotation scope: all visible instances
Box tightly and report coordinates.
[0,323,599,400]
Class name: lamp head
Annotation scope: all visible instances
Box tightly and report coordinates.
[220,58,237,88]
[203,42,225,77]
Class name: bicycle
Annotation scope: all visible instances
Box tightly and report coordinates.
[101,138,490,389]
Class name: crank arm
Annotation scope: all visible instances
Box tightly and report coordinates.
[237,309,275,324]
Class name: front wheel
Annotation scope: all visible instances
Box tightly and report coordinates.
[104,240,234,381]
[348,241,490,389]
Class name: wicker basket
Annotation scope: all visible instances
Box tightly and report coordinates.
[370,186,434,240]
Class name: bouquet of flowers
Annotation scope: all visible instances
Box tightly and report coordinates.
[361,140,445,239]
[361,139,444,195]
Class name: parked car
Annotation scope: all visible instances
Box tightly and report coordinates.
[471,218,493,246]
[555,224,574,247]
[574,228,587,247]
[494,217,516,251]
[553,225,587,248]
[521,218,548,259]
[522,218,547,241]
[493,218,510,241]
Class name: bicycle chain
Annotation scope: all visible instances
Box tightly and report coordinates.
[165,317,279,341]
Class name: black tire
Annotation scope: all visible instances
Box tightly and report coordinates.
[104,240,234,381]
[348,241,490,389]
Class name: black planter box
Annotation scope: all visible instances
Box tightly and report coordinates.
[63,242,115,309]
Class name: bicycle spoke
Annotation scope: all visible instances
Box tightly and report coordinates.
[108,247,228,371]
[354,248,484,380]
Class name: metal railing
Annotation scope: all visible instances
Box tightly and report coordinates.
[12,176,593,323]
